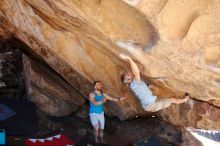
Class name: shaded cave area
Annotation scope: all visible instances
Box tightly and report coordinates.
[0,38,202,146]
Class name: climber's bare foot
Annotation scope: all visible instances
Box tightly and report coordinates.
[183,93,190,102]
[172,93,189,104]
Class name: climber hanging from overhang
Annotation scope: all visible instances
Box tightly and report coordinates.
[120,53,189,112]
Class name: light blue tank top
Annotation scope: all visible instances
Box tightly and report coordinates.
[89,91,104,114]
[130,79,157,107]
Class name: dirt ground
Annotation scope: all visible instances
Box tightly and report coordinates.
[6,112,199,146]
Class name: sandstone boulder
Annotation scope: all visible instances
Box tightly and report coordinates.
[22,55,85,116]
[0,0,220,130]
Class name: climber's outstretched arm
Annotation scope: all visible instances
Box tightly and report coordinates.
[120,54,140,81]
[104,93,125,102]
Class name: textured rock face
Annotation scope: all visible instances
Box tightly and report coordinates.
[0,27,11,40]
[158,100,220,130]
[22,55,85,116]
[0,0,220,129]
[123,0,220,106]
[0,49,24,98]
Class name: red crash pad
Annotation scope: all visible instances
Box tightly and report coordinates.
[25,134,75,146]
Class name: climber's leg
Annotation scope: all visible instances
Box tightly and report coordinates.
[99,112,105,143]
[143,98,173,112]
[170,96,189,104]
[143,95,189,112]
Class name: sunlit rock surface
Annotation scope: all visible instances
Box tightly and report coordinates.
[0,0,220,129]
